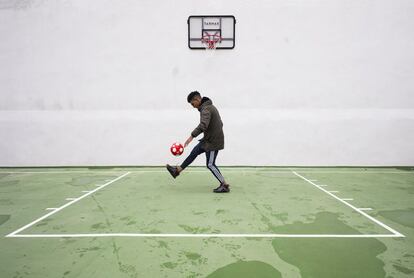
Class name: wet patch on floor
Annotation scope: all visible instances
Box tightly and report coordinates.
[66,175,115,186]
[394,167,414,172]
[0,214,10,225]
[0,199,14,205]
[34,218,52,227]
[379,208,414,229]
[192,210,206,216]
[396,186,414,194]
[161,261,178,269]
[156,240,169,250]
[178,224,219,234]
[0,173,11,179]
[91,222,107,230]
[76,246,101,253]
[0,180,20,187]
[182,251,207,265]
[87,167,116,170]
[206,260,282,278]
[216,209,227,215]
[272,212,387,278]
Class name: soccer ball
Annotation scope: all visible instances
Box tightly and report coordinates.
[170,143,184,156]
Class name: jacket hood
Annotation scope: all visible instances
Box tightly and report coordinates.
[198,97,212,111]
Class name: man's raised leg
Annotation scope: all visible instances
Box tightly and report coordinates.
[166,142,205,179]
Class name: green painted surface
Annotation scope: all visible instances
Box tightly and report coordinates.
[0,167,413,277]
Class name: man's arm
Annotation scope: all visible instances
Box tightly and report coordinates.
[191,109,211,138]
[184,135,193,147]
[185,109,211,147]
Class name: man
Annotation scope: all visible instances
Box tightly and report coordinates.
[166,91,230,193]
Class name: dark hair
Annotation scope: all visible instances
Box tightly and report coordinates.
[187,91,201,103]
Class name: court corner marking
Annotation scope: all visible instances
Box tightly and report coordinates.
[5,171,131,238]
[291,171,405,238]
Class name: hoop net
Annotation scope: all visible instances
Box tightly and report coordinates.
[202,32,222,50]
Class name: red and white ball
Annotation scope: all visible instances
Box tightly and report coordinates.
[170,143,184,156]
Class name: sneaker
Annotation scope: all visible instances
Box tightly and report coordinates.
[213,184,222,191]
[213,183,230,193]
[166,164,179,179]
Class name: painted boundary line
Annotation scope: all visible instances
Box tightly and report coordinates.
[5,172,131,237]
[1,170,412,174]
[0,171,128,174]
[8,233,401,238]
[0,170,294,174]
[292,171,404,237]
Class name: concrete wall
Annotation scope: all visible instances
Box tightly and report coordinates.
[1,0,413,166]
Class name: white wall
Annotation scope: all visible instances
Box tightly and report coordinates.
[1,0,413,166]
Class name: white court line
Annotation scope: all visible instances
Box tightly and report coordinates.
[5,172,130,237]
[284,170,414,174]
[286,169,414,174]
[359,208,373,211]
[341,198,354,201]
[0,171,126,174]
[0,170,224,174]
[65,198,76,201]
[191,169,412,174]
[1,170,412,174]
[292,171,404,237]
[0,170,285,174]
[7,233,403,238]
[81,190,90,193]
[45,208,57,211]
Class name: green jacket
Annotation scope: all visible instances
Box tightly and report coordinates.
[191,97,224,151]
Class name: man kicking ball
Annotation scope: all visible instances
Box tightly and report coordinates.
[166,91,230,193]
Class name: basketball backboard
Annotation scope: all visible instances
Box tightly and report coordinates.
[188,15,236,50]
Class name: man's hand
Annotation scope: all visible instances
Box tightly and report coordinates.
[184,136,193,148]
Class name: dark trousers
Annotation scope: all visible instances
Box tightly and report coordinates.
[180,142,225,184]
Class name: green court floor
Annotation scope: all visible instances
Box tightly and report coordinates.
[1,167,413,277]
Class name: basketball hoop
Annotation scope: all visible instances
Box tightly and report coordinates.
[188,15,236,50]
[202,33,222,50]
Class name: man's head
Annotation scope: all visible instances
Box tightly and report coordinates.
[187,91,202,109]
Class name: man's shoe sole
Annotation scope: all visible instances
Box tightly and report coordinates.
[213,187,230,193]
